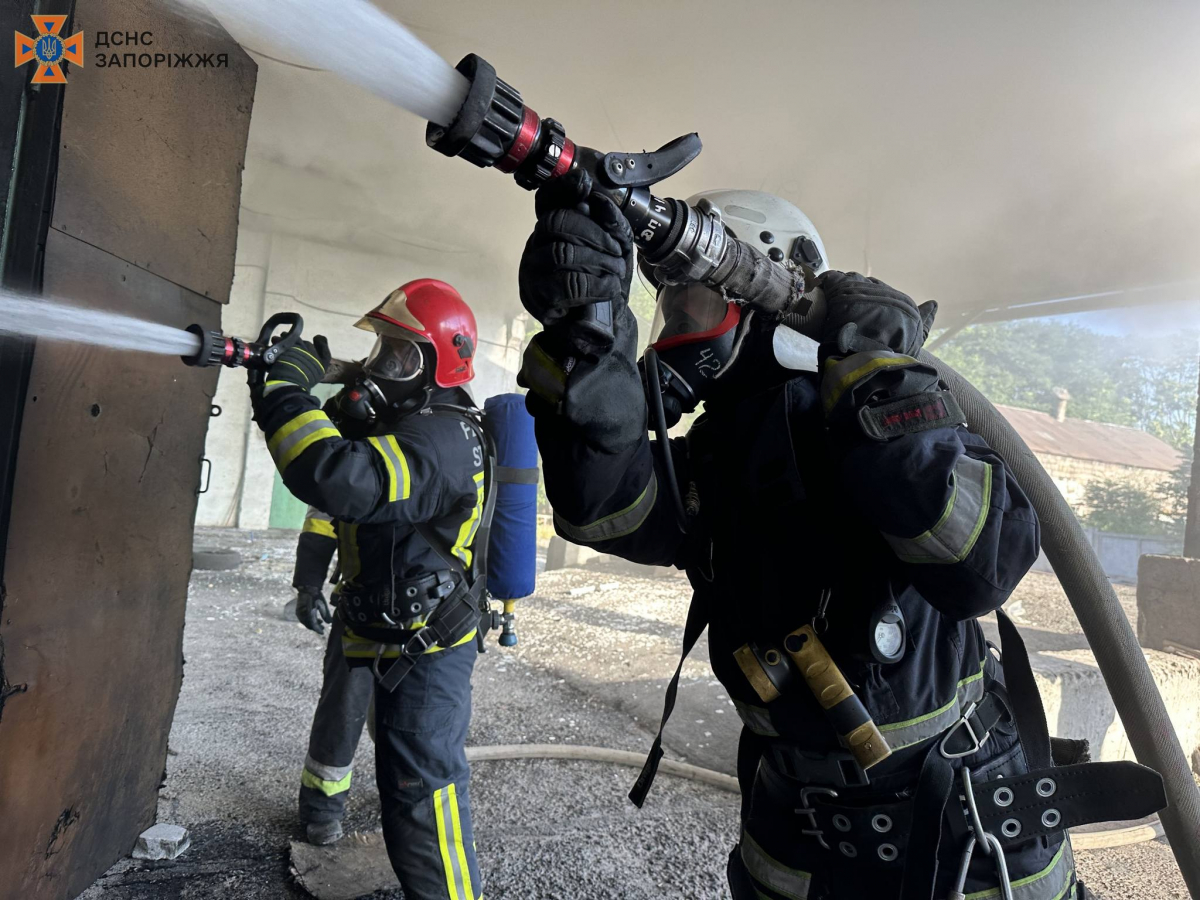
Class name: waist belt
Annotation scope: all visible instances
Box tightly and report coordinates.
[339,570,458,628]
[337,574,485,694]
[766,690,1012,791]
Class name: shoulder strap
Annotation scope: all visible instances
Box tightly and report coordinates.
[629,591,709,807]
[414,521,467,578]
[414,404,499,587]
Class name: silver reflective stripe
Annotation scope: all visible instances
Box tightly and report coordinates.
[305,505,332,522]
[268,411,340,470]
[553,473,658,544]
[733,699,780,737]
[740,830,811,899]
[304,755,351,783]
[821,351,920,413]
[968,839,1074,900]
[878,658,986,751]
[883,455,993,565]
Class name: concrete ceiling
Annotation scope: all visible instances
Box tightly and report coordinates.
[233,0,1200,329]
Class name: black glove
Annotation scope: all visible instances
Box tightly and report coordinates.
[262,336,332,394]
[816,271,937,359]
[519,168,634,358]
[295,587,332,635]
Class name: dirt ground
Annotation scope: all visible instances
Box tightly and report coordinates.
[79,529,1191,899]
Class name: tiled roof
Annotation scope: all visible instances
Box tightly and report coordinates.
[995,404,1185,472]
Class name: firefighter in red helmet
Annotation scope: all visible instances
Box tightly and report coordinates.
[250,278,490,899]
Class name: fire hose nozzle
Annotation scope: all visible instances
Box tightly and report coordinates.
[180,312,304,370]
[181,324,247,368]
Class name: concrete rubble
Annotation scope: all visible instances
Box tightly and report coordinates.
[131,824,191,862]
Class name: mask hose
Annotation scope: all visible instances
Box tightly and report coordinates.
[643,347,689,532]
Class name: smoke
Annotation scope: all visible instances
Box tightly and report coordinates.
[202,0,1200,334]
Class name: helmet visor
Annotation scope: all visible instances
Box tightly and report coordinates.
[650,283,738,347]
[364,336,424,382]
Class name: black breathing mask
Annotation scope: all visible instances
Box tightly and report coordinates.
[334,337,431,425]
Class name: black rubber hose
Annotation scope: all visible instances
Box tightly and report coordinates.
[643,347,689,532]
[922,350,1200,895]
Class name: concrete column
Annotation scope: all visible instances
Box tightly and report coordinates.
[195,229,269,527]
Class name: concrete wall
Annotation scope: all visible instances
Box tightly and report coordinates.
[196,229,527,528]
[1041,452,1175,515]
[1030,529,1182,583]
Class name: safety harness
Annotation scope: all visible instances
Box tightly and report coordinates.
[633,594,1166,899]
[337,405,499,694]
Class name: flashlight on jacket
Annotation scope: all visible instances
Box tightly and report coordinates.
[425,55,824,346]
[181,312,304,370]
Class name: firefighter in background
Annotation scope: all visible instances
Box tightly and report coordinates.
[290,504,375,847]
[250,279,488,900]
[515,174,1157,898]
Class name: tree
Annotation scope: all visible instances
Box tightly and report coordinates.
[935,321,1199,451]
[1080,477,1173,536]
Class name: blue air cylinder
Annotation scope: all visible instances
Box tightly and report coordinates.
[484,394,538,644]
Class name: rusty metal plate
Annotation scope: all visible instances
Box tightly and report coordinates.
[0,230,221,899]
[52,0,256,303]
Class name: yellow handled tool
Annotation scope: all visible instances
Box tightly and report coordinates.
[784,625,892,770]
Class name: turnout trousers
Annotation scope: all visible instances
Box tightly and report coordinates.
[299,616,375,825]
[375,639,480,900]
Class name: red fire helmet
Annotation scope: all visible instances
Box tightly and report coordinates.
[355,279,478,387]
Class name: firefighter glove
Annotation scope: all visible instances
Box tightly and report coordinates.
[519,168,634,356]
[296,587,333,635]
[817,271,937,359]
[263,337,332,395]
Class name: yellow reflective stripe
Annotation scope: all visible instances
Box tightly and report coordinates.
[963,840,1071,900]
[341,627,478,658]
[267,409,326,454]
[387,435,410,499]
[303,517,336,538]
[553,473,658,543]
[367,435,411,502]
[451,472,486,567]
[822,352,919,414]
[368,437,399,502]
[267,410,339,471]
[301,767,352,797]
[878,658,987,751]
[434,787,460,900]
[884,456,994,565]
[449,783,475,900]
[740,830,811,899]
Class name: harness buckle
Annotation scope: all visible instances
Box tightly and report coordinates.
[403,626,434,657]
[794,786,838,851]
[939,701,991,759]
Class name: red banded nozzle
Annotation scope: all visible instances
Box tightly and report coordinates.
[426,54,575,191]
[181,324,255,368]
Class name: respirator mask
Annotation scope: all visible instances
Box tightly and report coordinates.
[640,280,820,428]
[334,335,430,424]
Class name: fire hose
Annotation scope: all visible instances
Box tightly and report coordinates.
[179,50,1200,891]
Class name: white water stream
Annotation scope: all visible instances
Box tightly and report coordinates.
[0,290,203,356]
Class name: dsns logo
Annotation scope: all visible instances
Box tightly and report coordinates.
[15,15,83,84]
